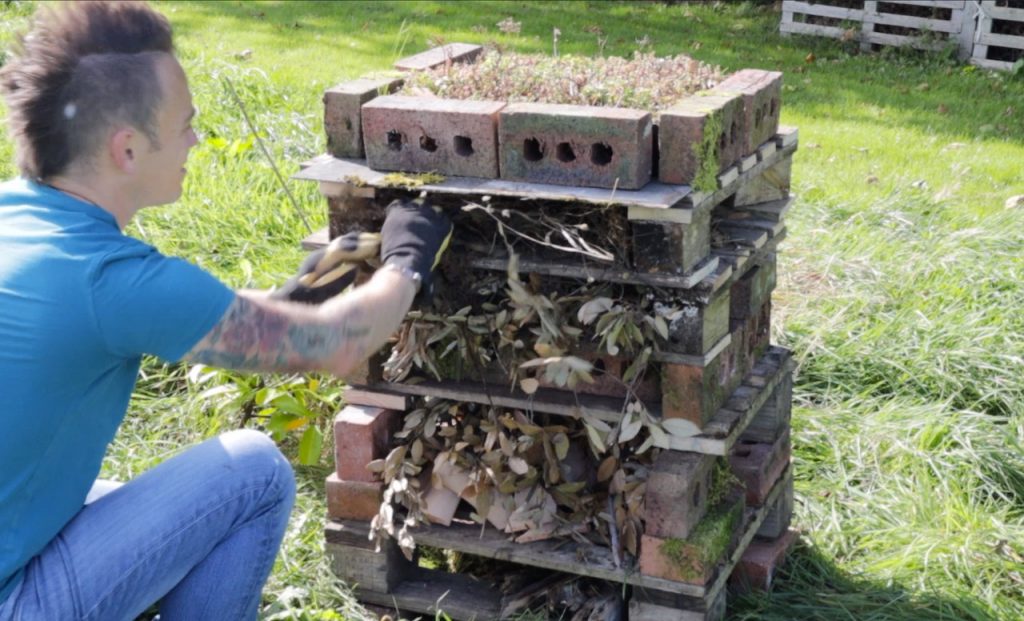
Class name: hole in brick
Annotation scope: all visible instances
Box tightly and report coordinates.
[419,135,438,152]
[740,438,759,445]
[692,482,702,507]
[762,103,770,123]
[523,137,544,161]
[344,118,353,132]
[386,130,403,151]
[718,131,727,152]
[754,107,763,129]
[590,142,613,166]
[735,448,752,458]
[593,358,606,374]
[730,120,739,145]
[770,98,778,117]
[556,142,576,163]
[454,135,474,156]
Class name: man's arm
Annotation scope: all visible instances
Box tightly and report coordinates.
[183,268,416,376]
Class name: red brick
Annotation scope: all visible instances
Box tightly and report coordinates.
[729,428,791,507]
[325,473,383,521]
[735,299,771,379]
[757,471,794,539]
[712,69,783,156]
[730,528,797,593]
[741,369,793,443]
[645,451,717,539]
[393,43,483,71]
[639,493,744,585]
[323,77,404,159]
[658,92,744,190]
[499,102,652,189]
[362,95,505,178]
[660,332,741,428]
[333,405,399,482]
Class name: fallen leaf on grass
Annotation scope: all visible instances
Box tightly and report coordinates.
[1006,195,1024,209]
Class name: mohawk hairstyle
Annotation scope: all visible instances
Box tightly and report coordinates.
[0,1,174,179]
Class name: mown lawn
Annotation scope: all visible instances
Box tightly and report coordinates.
[2,1,1023,619]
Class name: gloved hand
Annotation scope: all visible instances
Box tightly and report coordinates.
[380,197,452,295]
[272,231,381,304]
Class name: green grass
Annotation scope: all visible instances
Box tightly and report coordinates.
[2,1,1023,619]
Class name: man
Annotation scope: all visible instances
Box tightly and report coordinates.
[0,2,450,619]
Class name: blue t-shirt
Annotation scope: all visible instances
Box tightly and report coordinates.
[0,178,235,602]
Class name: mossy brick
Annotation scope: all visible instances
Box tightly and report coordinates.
[645,451,718,540]
[729,428,791,507]
[712,69,783,156]
[499,102,652,189]
[362,95,505,178]
[660,328,742,428]
[741,369,793,443]
[664,289,731,356]
[729,528,797,593]
[323,77,404,159]
[632,206,711,276]
[735,299,771,378]
[639,491,745,585]
[333,405,399,482]
[729,256,776,323]
[325,473,383,521]
[393,43,482,71]
[757,471,794,540]
[628,589,726,621]
[658,92,744,190]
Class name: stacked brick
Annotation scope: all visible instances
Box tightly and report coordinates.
[302,45,799,621]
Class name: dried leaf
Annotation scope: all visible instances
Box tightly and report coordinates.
[552,432,570,460]
[661,418,700,438]
[577,297,614,325]
[520,377,540,394]
[610,468,626,494]
[653,315,669,340]
[597,456,618,482]
[585,423,606,454]
[618,413,643,444]
[509,456,529,475]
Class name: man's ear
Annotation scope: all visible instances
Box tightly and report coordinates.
[109,127,138,173]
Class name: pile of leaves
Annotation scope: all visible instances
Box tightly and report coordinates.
[400,50,724,114]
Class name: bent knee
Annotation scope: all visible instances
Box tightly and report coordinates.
[217,429,296,501]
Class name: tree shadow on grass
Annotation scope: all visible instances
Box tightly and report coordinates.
[729,536,998,621]
[168,1,1024,146]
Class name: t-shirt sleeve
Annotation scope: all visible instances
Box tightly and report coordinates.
[90,245,236,362]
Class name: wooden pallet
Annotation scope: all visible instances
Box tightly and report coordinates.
[972,1,1024,70]
[781,1,977,58]
[324,463,791,620]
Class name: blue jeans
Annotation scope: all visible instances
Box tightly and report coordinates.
[0,429,295,621]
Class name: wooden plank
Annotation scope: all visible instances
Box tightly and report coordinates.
[344,386,411,411]
[863,30,949,50]
[302,226,329,251]
[865,10,964,33]
[351,565,504,620]
[686,142,797,213]
[293,156,694,211]
[988,3,1024,21]
[979,31,1024,50]
[716,166,739,189]
[972,56,1015,70]
[779,20,848,38]
[783,0,864,20]
[652,334,731,366]
[469,254,719,290]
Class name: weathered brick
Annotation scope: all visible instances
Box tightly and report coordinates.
[729,528,797,593]
[324,77,404,159]
[333,405,399,482]
[712,69,783,155]
[639,492,744,585]
[757,470,794,540]
[729,428,791,507]
[393,43,483,71]
[660,329,741,428]
[499,102,652,189]
[645,451,717,539]
[658,92,744,189]
[628,589,726,621]
[325,473,383,521]
[362,95,505,178]
[664,290,731,356]
[734,299,771,379]
[631,206,711,276]
[733,156,792,207]
[729,256,777,323]
[741,368,793,443]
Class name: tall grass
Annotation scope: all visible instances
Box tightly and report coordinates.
[1,1,1023,619]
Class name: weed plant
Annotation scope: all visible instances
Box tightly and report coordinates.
[1,1,1023,619]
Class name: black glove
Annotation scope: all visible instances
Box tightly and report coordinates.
[272,231,381,304]
[380,197,452,295]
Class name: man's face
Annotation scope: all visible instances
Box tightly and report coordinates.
[134,53,198,207]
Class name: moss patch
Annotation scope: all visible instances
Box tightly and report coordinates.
[690,105,723,194]
[659,489,743,582]
[380,172,446,188]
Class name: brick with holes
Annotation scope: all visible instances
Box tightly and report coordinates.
[333,405,399,482]
[729,428,791,507]
[323,76,404,158]
[712,69,783,155]
[498,102,652,189]
[658,91,744,189]
[361,95,505,178]
[660,328,742,428]
[730,528,797,593]
[645,450,718,540]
